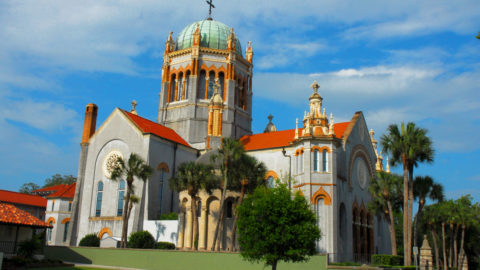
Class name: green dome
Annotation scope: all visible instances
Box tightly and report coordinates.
[175,19,242,55]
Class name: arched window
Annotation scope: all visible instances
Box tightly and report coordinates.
[117,180,125,216]
[207,71,215,98]
[218,72,225,99]
[184,71,191,99]
[177,72,183,101]
[267,176,275,188]
[313,150,319,172]
[169,74,176,103]
[96,181,103,217]
[322,150,328,172]
[226,200,233,218]
[63,221,70,242]
[299,152,304,173]
[47,221,53,242]
[51,200,55,211]
[197,199,202,217]
[198,70,206,99]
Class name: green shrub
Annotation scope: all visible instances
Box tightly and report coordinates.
[155,241,176,249]
[79,233,100,247]
[158,212,178,220]
[18,235,41,258]
[127,231,155,249]
[330,262,362,266]
[371,254,403,266]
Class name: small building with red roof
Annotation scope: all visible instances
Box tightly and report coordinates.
[0,203,51,254]
[0,189,47,221]
[43,183,76,246]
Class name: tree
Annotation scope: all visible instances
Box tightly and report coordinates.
[368,171,403,255]
[44,174,76,187]
[210,137,245,251]
[169,161,218,250]
[228,154,267,251]
[381,122,434,265]
[413,175,444,248]
[477,32,480,40]
[110,153,153,248]
[19,182,40,194]
[237,184,320,270]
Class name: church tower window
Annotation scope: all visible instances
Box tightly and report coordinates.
[322,149,328,172]
[177,72,183,101]
[169,74,176,102]
[313,150,319,172]
[207,71,215,98]
[198,70,206,99]
[117,180,125,216]
[96,181,103,217]
[184,71,190,99]
[218,72,225,99]
[63,221,70,242]
[226,200,233,218]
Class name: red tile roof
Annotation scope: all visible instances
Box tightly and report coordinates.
[0,190,47,208]
[241,129,296,151]
[32,184,68,193]
[47,183,76,199]
[121,110,191,148]
[240,122,350,151]
[0,203,52,228]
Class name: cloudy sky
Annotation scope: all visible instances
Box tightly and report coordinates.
[1,0,479,202]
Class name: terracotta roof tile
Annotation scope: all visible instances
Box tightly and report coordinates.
[47,183,76,199]
[0,203,52,228]
[32,184,68,193]
[121,110,191,148]
[0,190,47,208]
[240,122,350,151]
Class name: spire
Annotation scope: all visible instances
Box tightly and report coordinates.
[329,113,334,135]
[295,118,299,139]
[164,31,175,54]
[311,80,320,94]
[386,156,391,173]
[227,28,236,51]
[246,41,253,63]
[130,100,138,115]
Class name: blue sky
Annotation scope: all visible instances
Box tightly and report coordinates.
[0,0,479,202]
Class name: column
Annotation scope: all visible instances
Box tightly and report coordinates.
[184,206,192,249]
[198,204,208,250]
[177,212,185,248]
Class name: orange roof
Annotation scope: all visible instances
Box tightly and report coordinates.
[121,110,191,148]
[0,190,47,208]
[47,183,76,199]
[240,129,296,151]
[0,203,52,228]
[240,122,350,151]
[333,122,350,138]
[33,184,67,193]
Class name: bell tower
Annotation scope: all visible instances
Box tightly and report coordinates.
[157,18,253,151]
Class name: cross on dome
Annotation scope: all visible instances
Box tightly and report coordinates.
[206,0,215,19]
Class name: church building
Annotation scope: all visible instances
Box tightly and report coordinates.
[66,9,392,263]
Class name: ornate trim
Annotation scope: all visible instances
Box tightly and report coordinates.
[89,216,123,221]
[310,186,332,205]
[61,217,70,224]
[311,145,331,153]
[47,217,56,224]
[293,183,336,188]
[98,227,113,239]
[347,144,374,189]
[264,170,279,180]
[157,162,170,173]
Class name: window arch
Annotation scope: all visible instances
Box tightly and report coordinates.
[313,149,319,172]
[207,71,215,98]
[184,70,191,100]
[218,72,225,99]
[158,163,169,215]
[96,181,103,217]
[117,180,125,216]
[169,74,176,103]
[47,221,53,242]
[177,72,184,101]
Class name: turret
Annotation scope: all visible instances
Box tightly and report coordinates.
[81,103,98,144]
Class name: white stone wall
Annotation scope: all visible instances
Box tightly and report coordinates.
[143,220,178,244]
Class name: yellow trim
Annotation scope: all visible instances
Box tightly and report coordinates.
[98,227,113,239]
[61,217,70,224]
[89,216,123,221]
[311,186,332,205]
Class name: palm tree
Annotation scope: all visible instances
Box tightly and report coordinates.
[422,204,443,269]
[110,153,153,248]
[413,175,444,248]
[368,171,402,255]
[228,154,267,251]
[169,161,217,250]
[210,137,245,251]
[381,122,434,265]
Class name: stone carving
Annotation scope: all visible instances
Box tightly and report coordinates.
[103,151,123,178]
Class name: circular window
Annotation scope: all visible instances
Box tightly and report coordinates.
[356,157,369,189]
[103,151,123,178]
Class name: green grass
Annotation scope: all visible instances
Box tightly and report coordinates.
[32,267,115,270]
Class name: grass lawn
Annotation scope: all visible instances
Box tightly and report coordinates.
[32,267,116,270]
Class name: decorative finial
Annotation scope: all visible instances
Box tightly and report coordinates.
[370,128,374,137]
[323,108,326,117]
[311,80,320,93]
[206,0,215,19]
[295,118,299,139]
[213,78,220,94]
[130,100,138,115]
[168,31,173,41]
[268,114,273,122]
